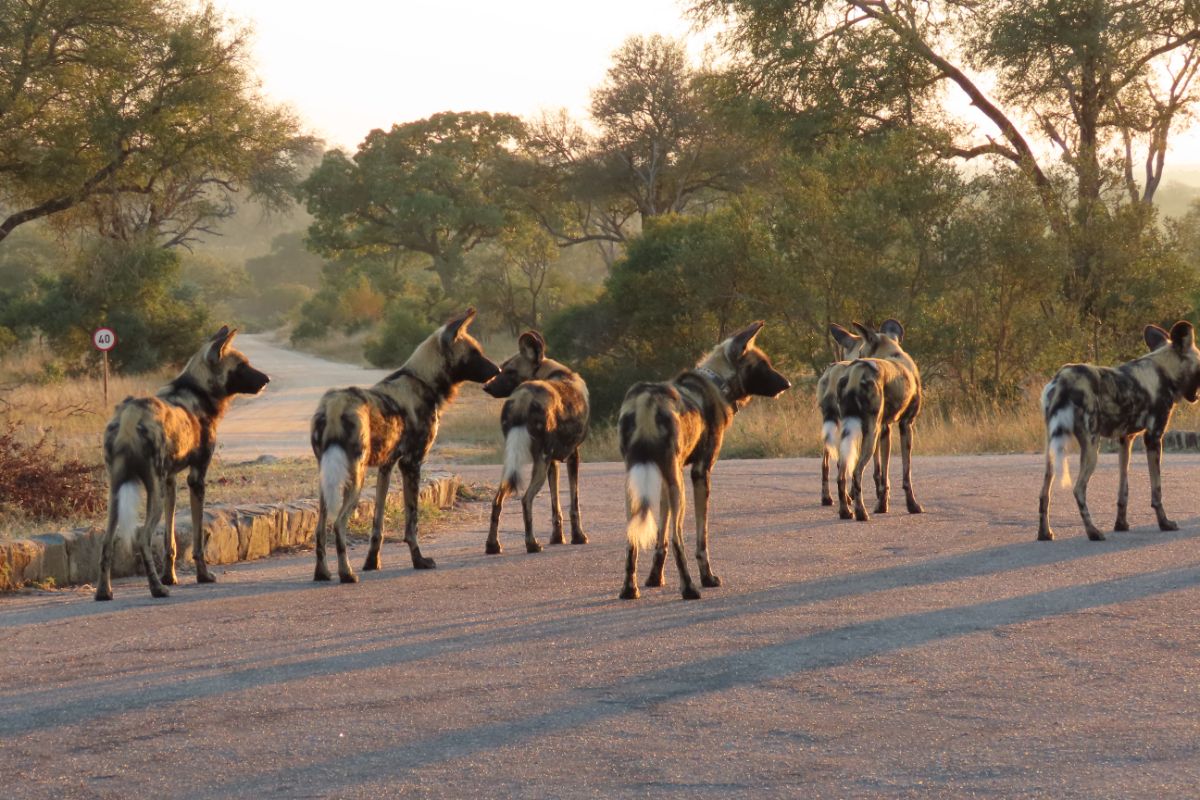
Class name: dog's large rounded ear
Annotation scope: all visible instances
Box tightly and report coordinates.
[850,322,877,344]
[829,323,859,352]
[518,330,545,366]
[726,321,765,360]
[880,319,905,343]
[1144,324,1170,351]
[206,325,236,363]
[1170,320,1195,352]
[442,307,477,346]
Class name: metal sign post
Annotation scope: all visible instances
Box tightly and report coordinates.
[92,327,117,407]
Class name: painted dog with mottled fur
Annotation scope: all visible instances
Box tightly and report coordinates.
[96,326,269,600]
[1038,321,1200,541]
[483,330,589,555]
[836,321,923,522]
[310,309,499,582]
[618,322,791,600]
[817,321,906,506]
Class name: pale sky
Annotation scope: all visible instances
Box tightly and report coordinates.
[217,0,1200,173]
[215,0,702,151]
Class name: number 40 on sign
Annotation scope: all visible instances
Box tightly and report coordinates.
[93,326,116,404]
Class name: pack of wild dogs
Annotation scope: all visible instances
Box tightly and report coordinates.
[94,310,1200,602]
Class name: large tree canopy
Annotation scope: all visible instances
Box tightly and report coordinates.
[0,0,311,246]
[691,0,1200,355]
[300,111,528,295]
[522,35,763,257]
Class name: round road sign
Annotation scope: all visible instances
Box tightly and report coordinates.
[93,327,117,351]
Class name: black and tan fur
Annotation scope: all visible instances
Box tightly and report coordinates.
[836,321,923,522]
[310,309,499,582]
[618,322,791,600]
[1038,321,1200,541]
[96,326,270,601]
[482,330,589,554]
[817,321,905,506]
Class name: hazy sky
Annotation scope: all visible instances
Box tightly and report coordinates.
[215,0,701,151]
[217,0,1200,172]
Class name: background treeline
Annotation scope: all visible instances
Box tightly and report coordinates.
[4,1,1200,420]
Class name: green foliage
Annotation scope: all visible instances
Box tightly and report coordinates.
[549,205,780,418]
[300,112,528,295]
[0,0,313,245]
[36,239,209,372]
[364,303,433,368]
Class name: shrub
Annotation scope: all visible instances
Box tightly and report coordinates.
[0,423,106,521]
[364,304,432,367]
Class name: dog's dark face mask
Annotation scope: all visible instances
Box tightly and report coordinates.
[226,358,270,396]
[740,351,791,398]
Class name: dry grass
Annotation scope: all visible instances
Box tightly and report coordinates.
[0,343,173,463]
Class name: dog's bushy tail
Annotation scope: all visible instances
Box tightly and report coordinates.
[823,418,840,464]
[110,482,140,562]
[626,463,661,551]
[838,417,862,480]
[1041,380,1073,488]
[500,427,532,492]
[320,446,350,521]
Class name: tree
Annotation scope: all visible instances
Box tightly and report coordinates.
[36,238,209,371]
[300,111,528,296]
[548,204,778,417]
[520,36,763,259]
[0,0,311,246]
[694,0,1200,357]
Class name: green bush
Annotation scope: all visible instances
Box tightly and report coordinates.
[364,303,433,367]
[36,239,210,372]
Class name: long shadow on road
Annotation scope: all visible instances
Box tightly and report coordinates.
[2,529,1195,740]
[190,562,1200,798]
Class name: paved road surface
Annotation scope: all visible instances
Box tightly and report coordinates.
[4,454,1200,798]
[216,334,391,462]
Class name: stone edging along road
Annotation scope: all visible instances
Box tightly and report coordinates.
[0,472,460,593]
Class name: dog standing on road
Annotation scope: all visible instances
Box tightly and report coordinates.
[817,322,872,506]
[97,326,270,601]
[836,321,923,522]
[483,330,589,555]
[310,308,499,583]
[1038,321,1200,541]
[618,321,791,600]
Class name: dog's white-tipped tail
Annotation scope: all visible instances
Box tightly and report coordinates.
[1045,405,1074,489]
[1049,433,1073,488]
[320,446,350,521]
[839,417,862,474]
[626,463,661,551]
[113,482,140,562]
[501,427,532,491]
[822,419,840,460]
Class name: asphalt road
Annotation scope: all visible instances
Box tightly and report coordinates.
[4,453,1200,799]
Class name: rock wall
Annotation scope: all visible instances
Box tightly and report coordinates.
[0,472,460,592]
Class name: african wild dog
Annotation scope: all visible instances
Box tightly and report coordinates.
[96,326,270,601]
[619,322,791,600]
[1038,321,1200,541]
[482,330,589,555]
[836,321,923,522]
[310,309,499,582]
[816,321,904,506]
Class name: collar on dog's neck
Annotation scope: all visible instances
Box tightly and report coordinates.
[695,366,738,405]
[383,366,444,406]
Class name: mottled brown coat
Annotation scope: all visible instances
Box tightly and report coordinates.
[1038,321,1200,541]
[309,309,499,582]
[483,331,590,555]
[617,322,791,601]
[96,326,270,600]
[835,321,923,522]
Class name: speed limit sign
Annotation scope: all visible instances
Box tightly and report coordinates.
[93,327,117,351]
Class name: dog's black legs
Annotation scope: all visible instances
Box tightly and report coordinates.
[363,462,392,571]
[401,465,436,569]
